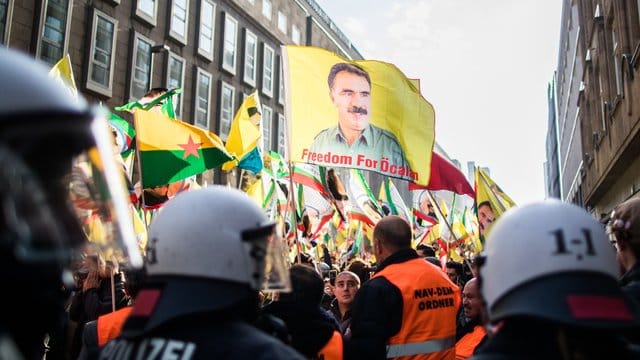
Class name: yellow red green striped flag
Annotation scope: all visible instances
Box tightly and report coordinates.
[134,111,234,188]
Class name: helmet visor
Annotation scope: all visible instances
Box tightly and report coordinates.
[242,224,291,293]
[66,115,143,268]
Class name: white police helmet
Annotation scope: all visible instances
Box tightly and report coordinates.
[479,199,640,329]
[146,185,290,291]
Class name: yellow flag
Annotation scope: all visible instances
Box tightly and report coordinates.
[475,167,516,238]
[48,54,78,98]
[222,91,263,171]
[245,174,265,207]
[283,45,435,185]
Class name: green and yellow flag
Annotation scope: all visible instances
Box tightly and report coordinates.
[283,45,435,186]
[134,111,234,188]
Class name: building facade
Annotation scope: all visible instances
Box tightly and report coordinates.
[552,0,640,219]
[0,0,363,186]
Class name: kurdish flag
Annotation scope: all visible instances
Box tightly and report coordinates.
[134,111,234,188]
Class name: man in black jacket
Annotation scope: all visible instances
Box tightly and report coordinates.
[346,216,460,359]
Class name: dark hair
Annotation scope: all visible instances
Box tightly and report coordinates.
[416,244,436,257]
[373,215,412,250]
[328,62,371,90]
[144,87,168,98]
[446,261,463,273]
[347,258,371,283]
[279,264,324,306]
[478,201,492,211]
[425,256,441,267]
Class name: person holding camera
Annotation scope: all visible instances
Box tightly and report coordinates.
[68,254,127,358]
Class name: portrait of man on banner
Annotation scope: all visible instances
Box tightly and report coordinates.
[309,62,409,173]
[283,46,435,186]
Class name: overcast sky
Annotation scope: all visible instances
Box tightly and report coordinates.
[314,0,563,205]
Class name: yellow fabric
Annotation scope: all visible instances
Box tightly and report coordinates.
[222,91,263,171]
[48,54,78,98]
[283,45,435,186]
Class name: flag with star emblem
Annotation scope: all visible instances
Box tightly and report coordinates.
[134,111,234,188]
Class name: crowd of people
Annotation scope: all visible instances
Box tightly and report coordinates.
[4,46,640,360]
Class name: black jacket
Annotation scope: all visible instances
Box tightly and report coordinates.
[345,249,418,360]
[98,315,305,360]
[621,261,640,304]
[471,319,637,360]
[261,301,340,358]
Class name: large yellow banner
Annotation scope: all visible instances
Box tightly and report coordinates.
[282,46,435,186]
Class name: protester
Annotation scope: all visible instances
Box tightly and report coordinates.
[99,186,304,359]
[472,200,640,359]
[330,271,361,338]
[0,47,142,359]
[455,278,487,359]
[262,264,343,359]
[77,264,147,359]
[607,197,640,302]
[68,254,128,358]
[347,215,460,359]
[417,244,436,258]
[446,261,465,288]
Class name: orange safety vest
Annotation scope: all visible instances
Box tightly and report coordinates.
[454,324,486,360]
[97,306,133,346]
[373,258,460,359]
[317,330,343,360]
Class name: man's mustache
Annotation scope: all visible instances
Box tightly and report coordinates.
[348,106,368,115]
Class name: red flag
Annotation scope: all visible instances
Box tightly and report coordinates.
[409,152,475,197]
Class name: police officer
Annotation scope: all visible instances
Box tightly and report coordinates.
[347,215,461,359]
[472,200,640,359]
[0,47,143,359]
[100,186,305,359]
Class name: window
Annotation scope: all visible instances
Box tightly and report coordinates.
[278,59,284,105]
[262,0,271,20]
[243,30,257,86]
[195,67,212,128]
[166,53,185,118]
[292,24,300,45]
[136,0,157,26]
[130,33,154,100]
[277,113,285,155]
[219,81,235,140]
[262,105,272,151]
[277,11,287,34]
[37,0,72,66]
[0,0,13,45]
[169,0,189,44]
[222,13,238,74]
[198,0,216,60]
[262,43,274,97]
[86,9,117,97]
[611,27,622,98]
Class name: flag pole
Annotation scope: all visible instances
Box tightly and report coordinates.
[426,190,459,260]
[132,111,149,229]
[287,160,302,264]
